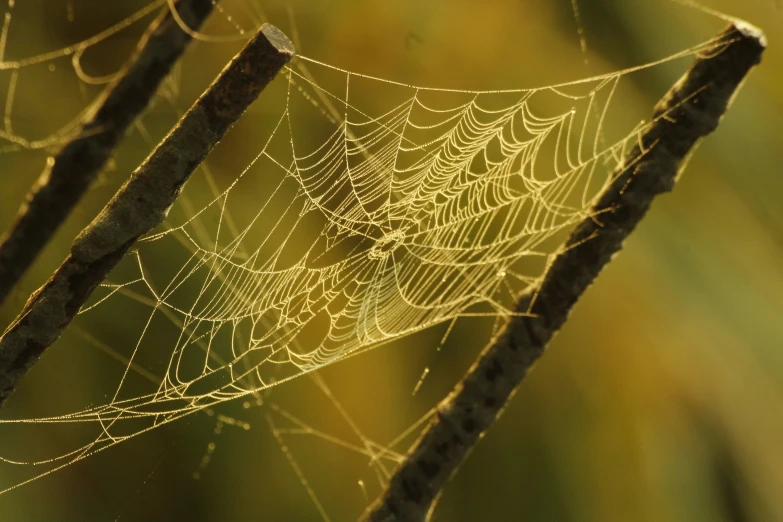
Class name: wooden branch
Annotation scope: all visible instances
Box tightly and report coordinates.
[361,22,765,522]
[0,0,217,309]
[0,24,295,405]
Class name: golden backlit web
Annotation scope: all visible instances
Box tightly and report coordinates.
[0,0,736,516]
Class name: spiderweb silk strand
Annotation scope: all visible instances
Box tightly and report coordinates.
[361,22,766,522]
[0,24,295,405]
[0,1,764,506]
[0,0,216,308]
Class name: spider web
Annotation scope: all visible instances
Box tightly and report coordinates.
[0,0,739,518]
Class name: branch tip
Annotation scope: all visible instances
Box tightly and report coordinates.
[261,23,297,57]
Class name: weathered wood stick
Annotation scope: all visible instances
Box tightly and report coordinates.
[0,24,295,406]
[0,0,218,308]
[362,21,765,522]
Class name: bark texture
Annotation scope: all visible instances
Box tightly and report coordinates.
[0,24,295,406]
[361,21,765,522]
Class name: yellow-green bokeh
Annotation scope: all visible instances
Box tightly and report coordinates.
[0,1,781,521]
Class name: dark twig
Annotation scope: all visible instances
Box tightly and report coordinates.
[0,24,295,405]
[0,0,217,309]
[362,22,765,522]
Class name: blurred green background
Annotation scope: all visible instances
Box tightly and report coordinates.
[0,0,781,521]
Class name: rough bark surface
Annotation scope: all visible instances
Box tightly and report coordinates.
[0,24,295,406]
[0,0,217,309]
[362,22,765,522]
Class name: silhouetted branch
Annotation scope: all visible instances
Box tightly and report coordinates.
[362,21,765,522]
[0,24,295,405]
[0,0,216,309]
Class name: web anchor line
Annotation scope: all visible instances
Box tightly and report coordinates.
[361,21,765,522]
[0,24,296,406]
